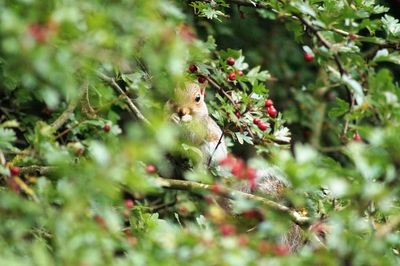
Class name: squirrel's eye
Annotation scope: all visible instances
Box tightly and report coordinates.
[195,94,201,102]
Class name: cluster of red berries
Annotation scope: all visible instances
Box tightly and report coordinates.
[188,64,207,84]
[188,56,244,84]
[219,155,257,190]
[252,98,279,131]
[225,57,243,81]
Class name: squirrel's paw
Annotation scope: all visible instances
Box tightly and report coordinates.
[170,113,180,124]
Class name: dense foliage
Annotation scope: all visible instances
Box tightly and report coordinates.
[1,0,400,265]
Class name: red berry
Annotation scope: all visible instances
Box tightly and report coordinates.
[353,133,362,141]
[267,106,278,118]
[211,183,222,194]
[219,155,235,166]
[103,124,111,132]
[197,75,206,84]
[253,117,261,125]
[231,159,245,178]
[28,23,48,43]
[258,241,271,253]
[219,223,236,236]
[145,164,157,174]
[265,99,273,108]
[124,199,134,209]
[242,209,262,220]
[258,122,268,131]
[236,70,243,76]
[235,111,241,118]
[272,244,290,256]
[178,206,189,215]
[349,33,357,41]
[227,72,236,81]
[9,166,20,176]
[188,64,198,73]
[246,167,257,181]
[226,57,235,66]
[237,234,249,246]
[304,53,314,62]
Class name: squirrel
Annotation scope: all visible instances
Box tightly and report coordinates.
[168,81,313,252]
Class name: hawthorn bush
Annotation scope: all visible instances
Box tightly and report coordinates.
[1,0,400,265]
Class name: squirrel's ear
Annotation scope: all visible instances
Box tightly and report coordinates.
[199,80,208,95]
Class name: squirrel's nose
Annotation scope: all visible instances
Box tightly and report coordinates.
[177,107,190,117]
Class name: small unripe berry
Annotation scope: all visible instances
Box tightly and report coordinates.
[265,99,273,108]
[353,133,362,142]
[219,223,236,236]
[304,52,314,62]
[9,166,20,176]
[145,164,157,174]
[188,64,198,73]
[267,106,278,118]
[226,57,235,66]
[258,122,268,131]
[236,70,243,76]
[124,199,134,209]
[349,33,358,41]
[103,124,111,132]
[227,72,236,81]
[253,117,261,125]
[197,75,207,84]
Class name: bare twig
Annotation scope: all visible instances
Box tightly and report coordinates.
[207,132,225,167]
[97,72,150,125]
[205,76,238,107]
[51,101,78,131]
[154,177,311,227]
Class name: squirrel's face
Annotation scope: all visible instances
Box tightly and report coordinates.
[173,82,208,122]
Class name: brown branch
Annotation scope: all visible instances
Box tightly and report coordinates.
[205,76,238,107]
[97,72,151,125]
[19,165,55,176]
[154,177,312,227]
[51,101,78,131]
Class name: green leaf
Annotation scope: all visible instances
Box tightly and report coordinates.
[381,15,400,37]
[246,66,270,85]
[0,128,16,150]
[329,98,350,118]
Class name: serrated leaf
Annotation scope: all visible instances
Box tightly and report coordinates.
[342,75,364,105]
[247,66,270,85]
[381,15,400,37]
[329,98,350,118]
[0,128,16,150]
[372,49,400,65]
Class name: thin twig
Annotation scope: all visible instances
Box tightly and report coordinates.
[51,101,78,131]
[19,165,55,176]
[207,132,225,167]
[97,72,150,125]
[205,76,238,107]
